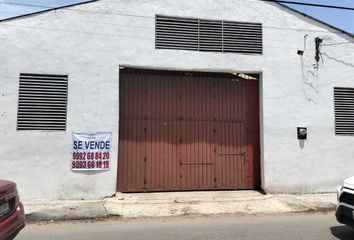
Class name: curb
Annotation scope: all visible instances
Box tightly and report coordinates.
[24,193,338,222]
[25,200,107,222]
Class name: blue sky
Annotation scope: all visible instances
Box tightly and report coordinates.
[281,0,354,34]
[0,0,84,18]
[0,0,353,33]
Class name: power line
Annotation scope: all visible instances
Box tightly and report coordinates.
[0,0,353,39]
[261,0,354,11]
[0,22,302,50]
[0,1,86,9]
[3,0,354,11]
[0,22,154,40]
[2,1,354,21]
[0,2,153,19]
[0,22,352,66]
[0,2,352,60]
[0,12,343,41]
[0,2,350,36]
[1,22,352,53]
[323,41,354,46]
[0,16,351,51]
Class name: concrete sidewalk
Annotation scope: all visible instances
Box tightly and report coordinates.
[24,191,337,221]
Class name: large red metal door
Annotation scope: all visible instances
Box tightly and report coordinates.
[118,69,260,192]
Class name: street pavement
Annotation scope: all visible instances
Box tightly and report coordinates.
[17,213,354,240]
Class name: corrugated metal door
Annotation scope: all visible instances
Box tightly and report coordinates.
[118,69,260,192]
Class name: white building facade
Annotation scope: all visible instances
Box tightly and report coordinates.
[0,0,354,201]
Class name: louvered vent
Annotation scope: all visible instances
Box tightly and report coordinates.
[156,15,262,54]
[334,87,354,135]
[17,73,68,131]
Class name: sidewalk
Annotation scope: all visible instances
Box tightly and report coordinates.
[24,191,337,221]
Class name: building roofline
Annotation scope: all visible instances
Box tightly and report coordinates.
[0,0,100,23]
[272,2,354,38]
[0,0,352,39]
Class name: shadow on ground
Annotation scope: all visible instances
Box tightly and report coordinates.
[331,226,354,240]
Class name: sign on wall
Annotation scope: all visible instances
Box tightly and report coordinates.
[72,132,112,171]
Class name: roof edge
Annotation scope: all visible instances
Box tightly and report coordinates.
[272,2,354,39]
[0,0,100,23]
[0,0,352,39]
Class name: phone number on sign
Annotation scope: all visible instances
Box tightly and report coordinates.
[72,152,110,160]
[72,160,110,169]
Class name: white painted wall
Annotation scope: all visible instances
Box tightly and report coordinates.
[0,0,353,200]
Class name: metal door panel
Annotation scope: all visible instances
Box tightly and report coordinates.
[118,69,260,192]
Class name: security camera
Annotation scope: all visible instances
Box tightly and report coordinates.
[297,50,304,56]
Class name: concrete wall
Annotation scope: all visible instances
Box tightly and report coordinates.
[0,0,353,200]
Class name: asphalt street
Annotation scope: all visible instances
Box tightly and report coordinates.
[17,213,354,240]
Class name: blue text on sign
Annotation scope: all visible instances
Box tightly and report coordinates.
[73,141,110,150]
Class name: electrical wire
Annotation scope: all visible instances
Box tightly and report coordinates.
[1,1,354,32]
[0,22,352,53]
[0,1,353,36]
[0,22,153,40]
[0,21,350,68]
[0,13,333,47]
[0,2,91,9]
[0,2,154,19]
[0,1,352,72]
[0,0,353,52]
[2,21,349,53]
[3,0,354,11]
[323,41,354,46]
[0,22,302,51]
[261,0,354,11]
[0,6,350,36]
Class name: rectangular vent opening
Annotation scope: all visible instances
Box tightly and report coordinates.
[156,15,262,54]
[334,87,354,135]
[17,73,68,131]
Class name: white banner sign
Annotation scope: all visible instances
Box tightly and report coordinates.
[72,132,112,171]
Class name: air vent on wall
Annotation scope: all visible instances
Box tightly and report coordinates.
[156,15,262,54]
[17,73,68,131]
[334,87,354,135]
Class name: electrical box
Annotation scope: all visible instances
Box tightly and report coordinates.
[297,127,307,140]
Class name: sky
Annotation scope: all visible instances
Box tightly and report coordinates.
[0,0,353,34]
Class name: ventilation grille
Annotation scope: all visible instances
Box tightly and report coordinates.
[334,87,354,135]
[156,15,262,54]
[17,73,68,131]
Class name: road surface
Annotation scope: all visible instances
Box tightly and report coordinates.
[17,213,354,240]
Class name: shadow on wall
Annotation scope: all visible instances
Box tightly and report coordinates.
[300,51,354,105]
[72,170,109,176]
[300,56,319,104]
[322,53,354,68]
[330,226,354,240]
[299,140,305,149]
